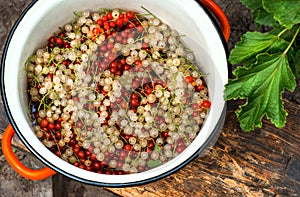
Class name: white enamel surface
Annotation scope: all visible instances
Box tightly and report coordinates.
[3,0,227,184]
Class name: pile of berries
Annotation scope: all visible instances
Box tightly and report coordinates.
[26,8,211,175]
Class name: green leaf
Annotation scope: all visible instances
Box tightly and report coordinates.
[262,0,300,29]
[225,53,296,131]
[154,144,162,152]
[229,32,289,65]
[295,49,300,78]
[240,0,276,26]
[240,0,261,10]
[253,8,277,26]
[147,159,162,168]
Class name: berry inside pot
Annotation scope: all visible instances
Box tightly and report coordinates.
[26,8,211,175]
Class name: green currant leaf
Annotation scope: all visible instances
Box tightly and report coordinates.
[229,32,289,65]
[240,0,261,10]
[295,49,300,78]
[240,0,276,26]
[253,8,277,27]
[147,160,162,168]
[262,0,300,29]
[154,144,161,152]
[225,53,296,131]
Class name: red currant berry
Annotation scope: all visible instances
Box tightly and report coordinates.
[39,118,49,128]
[185,76,194,83]
[109,21,116,28]
[96,19,103,26]
[101,16,107,22]
[48,123,55,130]
[116,19,123,27]
[130,98,140,107]
[55,37,63,45]
[126,11,134,19]
[92,27,101,35]
[119,13,124,19]
[124,144,132,151]
[78,151,85,159]
[196,84,204,91]
[200,100,211,109]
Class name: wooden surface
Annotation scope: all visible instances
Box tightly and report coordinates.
[1,0,300,196]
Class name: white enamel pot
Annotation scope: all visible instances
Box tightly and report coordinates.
[1,0,230,187]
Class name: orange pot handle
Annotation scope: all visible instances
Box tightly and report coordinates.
[200,0,230,42]
[2,124,57,180]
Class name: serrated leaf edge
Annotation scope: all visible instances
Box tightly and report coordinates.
[232,53,295,131]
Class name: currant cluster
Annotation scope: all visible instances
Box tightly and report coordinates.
[26,8,211,175]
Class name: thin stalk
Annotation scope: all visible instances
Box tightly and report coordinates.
[283,26,300,55]
[277,27,288,38]
[140,6,157,18]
